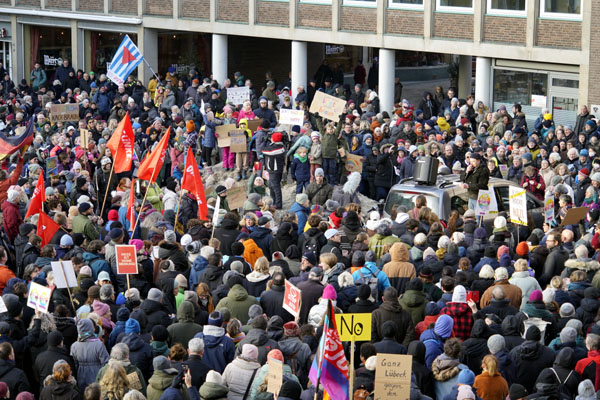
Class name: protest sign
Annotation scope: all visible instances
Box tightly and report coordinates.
[216,124,237,148]
[266,359,283,395]
[226,86,250,105]
[335,313,372,342]
[46,156,58,176]
[0,297,6,314]
[116,245,138,274]
[227,186,246,210]
[345,154,363,173]
[229,130,247,153]
[374,354,412,400]
[475,188,497,216]
[51,261,77,289]
[279,109,305,126]
[544,197,555,223]
[531,95,547,108]
[80,129,90,148]
[561,206,589,226]
[499,164,508,179]
[509,187,527,226]
[247,118,263,132]
[27,282,52,313]
[309,91,346,121]
[283,280,301,317]
[50,103,80,122]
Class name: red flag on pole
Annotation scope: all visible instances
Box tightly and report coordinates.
[37,211,60,247]
[106,112,135,173]
[137,127,170,183]
[25,173,45,218]
[181,149,209,220]
[127,178,136,231]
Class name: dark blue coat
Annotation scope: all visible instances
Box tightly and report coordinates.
[291,157,311,183]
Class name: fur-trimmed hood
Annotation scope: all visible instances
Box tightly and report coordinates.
[565,258,600,271]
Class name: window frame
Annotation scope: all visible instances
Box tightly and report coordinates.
[539,0,582,21]
[486,0,527,16]
[342,0,377,8]
[388,0,424,10]
[435,0,474,13]
[298,0,332,5]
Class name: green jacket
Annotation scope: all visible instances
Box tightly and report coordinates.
[317,116,343,159]
[368,234,401,260]
[96,362,147,395]
[147,370,188,400]
[167,301,203,347]
[215,284,258,322]
[146,184,164,213]
[199,382,229,400]
[247,172,267,196]
[460,163,490,199]
[399,289,427,326]
[72,214,100,242]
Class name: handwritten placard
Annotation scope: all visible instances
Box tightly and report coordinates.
[334,313,371,341]
[374,354,412,400]
[266,358,283,395]
[279,109,305,126]
[509,186,527,226]
[345,154,363,173]
[229,130,247,153]
[227,186,246,210]
[50,103,80,123]
[309,91,346,121]
[226,86,250,105]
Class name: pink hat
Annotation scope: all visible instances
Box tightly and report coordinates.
[92,299,109,316]
[529,290,543,302]
[223,105,233,114]
[323,284,337,300]
[130,239,144,252]
[497,245,509,259]
[267,349,284,362]
[75,148,85,159]
[241,344,259,361]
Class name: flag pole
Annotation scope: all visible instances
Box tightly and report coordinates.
[58,260,76,314]
[143,58,162,86]
[131,167,158,235]
[349,337,355,398]
[173,148,188,231]
[99,146,118,219]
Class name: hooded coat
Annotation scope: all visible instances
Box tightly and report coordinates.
[234,328,281,365]
[431,354,468,400]
[222,356,262,400]
[147,368,181,400]
[371,299,415,346]
[69,319,110,392]
[398,288,427,326]
[537,347,582,398]
[194,325,236,374]
[408,341,435,399]
[215,284,259,322]
[39,378,79,400]
[510,340,556,392]
[459,319,490,375]
[278,336,312,387]
[213,218,240,256]
[168,301,203,348]
[501,316,525,351]
[140,298,173,332]
[120,332,154,380]
[383,243,416,295]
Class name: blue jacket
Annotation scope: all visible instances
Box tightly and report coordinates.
[120,333,153,380]
[291,156,311,183]
[474,257,499,273]
[82,252,111,280]
[194,326,235,373]
[203,115,217,148]
[289,202,310,234]
[351,262,391,297]
[93,90,111,115]
[189,256,209,290]
[118,206,140,239]
[250,227,274,261]
[420,329,444,370]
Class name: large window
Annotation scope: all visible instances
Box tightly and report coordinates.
[487,0,526,15]
[493,69,547,105]
[389,0,423,9]
[436,0,473,12]
[540,0,582,20]
[343,0,376,7]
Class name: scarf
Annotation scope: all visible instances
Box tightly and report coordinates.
[294,153,308,163]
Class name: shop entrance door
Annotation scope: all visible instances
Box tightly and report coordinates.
[0,41,11,78]
[548,73,579,126]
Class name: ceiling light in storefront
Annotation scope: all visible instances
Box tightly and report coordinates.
[173,35,177,38]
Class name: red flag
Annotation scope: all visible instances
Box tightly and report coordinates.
[25,173,45,218]
[37,211,60,247]
[137,127,170,183]
[181,149,208,220]
[106,112,135,173]
[127,178,136,231]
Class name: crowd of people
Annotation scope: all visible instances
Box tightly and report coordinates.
[0,57,599,400]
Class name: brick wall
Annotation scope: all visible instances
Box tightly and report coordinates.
[257,1,289,26]
[46,0,71,8]
[145,0,173,15]
[340,6,376,32]
[217,0,249,22]
[536,19,581,49]
[297,3,331,29]
[588,0,600,104]
[385,9,423,36]
[78,0,103,12]
[433,12,473,40]
[16,0,40,6]
[180,0,210,19]
[111,0,137,14]
[483,15,526,45]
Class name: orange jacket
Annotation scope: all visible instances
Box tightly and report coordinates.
[0,265,15,294]
[242,239,264,269]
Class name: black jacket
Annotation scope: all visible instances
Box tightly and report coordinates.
[33,345,76,389]
[140,299,172,332]
[0,359,30,400]
[540,246,569,288]
[372,300,415,346]
[39,380,80,400]
[510,340,556,393]
[185,354,211,389]
[460,163,490,199]
[476,298,519,320]
[260,284,294,323]
[460,320,490,375]
[375,151,396,188]
[263,142,286,173]
[213,219,239,256]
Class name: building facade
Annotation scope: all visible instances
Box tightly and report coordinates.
[0,0,594,125]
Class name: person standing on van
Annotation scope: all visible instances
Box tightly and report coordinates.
[460,153,490,214]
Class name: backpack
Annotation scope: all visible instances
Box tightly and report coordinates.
[286,351,307,386]
[549,367,576,398]
[356,268,380,301]
[302,232,321,255]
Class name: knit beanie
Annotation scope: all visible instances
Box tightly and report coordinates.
[452,285,467,303]
[525,325,541,341]
[322,284,337,300]
[487,334,505,354]
[560,327,577,344]
[434,314,454,338]
[47,330,64,347]
[560,303,576,318]
[509,384,528,400]
[515,241,530,257]
[529,290,543,302]
[125,318,141,334]
[457,369,475,385]
[425,302,440,316]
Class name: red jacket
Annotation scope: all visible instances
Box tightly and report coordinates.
[0,265,15,294]
[520,171,545,201]
[1,200,21,244]
[576,350,600,390]
[0,157,23,205]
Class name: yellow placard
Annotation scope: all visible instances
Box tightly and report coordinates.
[335,313,371,341]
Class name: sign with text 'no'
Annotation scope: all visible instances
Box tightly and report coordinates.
[283,280,301,317]
[334,313,372,341]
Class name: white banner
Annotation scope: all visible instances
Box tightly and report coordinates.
[279,109,304,126]
[226,87,250,105]
[509,186,528,226]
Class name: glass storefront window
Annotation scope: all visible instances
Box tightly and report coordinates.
[157,32,210,79]
[31,26,71,81]
[493,69,547,105]
[88,32,138,75]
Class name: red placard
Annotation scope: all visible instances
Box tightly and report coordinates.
[116,245,138,275]
[282,280,302,318]
[466,290,480,303]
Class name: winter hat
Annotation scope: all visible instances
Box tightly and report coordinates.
[206,371,224,385]
[3,294,22,318]
[314,168,324,177]
[125,318,141,334]
[577,380,596,400]
[322,284,337,300]
[175,274,188,289]
[474,227,487,239]
[47,330,64,347]
[241,343,259,361]
[560,302,576,317]
[452,285,467,303]
[407,277,423,292]
[365,250,377,262]
[352,251,365,266]
[208,311,223,326]
[566,319,583,334]
[200,246,215,259]
[164,230,176,243]
[147,288,163,302]
[499,254,512,268]
[509,384,528,400]
[497,245,509,259]
[423,247,436,259]
[494,267,509,281]
[434,314,454,338]
[457,385,476,400]
[283,321,300,337]
[325,199,340,213]
[525,325,541,341]
[152,325,169,342]
[357,284,372,301]
[180,234,193,248]
[515,242,529,257]
[438,236,450,250]
[560,327,577,344]
[458,369,475,385]
[425,302,440,316]
[296,193,308,205]
[529,289,543,302]
[484,246,496,258]
[117,308,131,322]
[279,380,303,400]
[92,300,109,316]
[487,334,505,354]
[494,216,507,229]
[152,356,172,372]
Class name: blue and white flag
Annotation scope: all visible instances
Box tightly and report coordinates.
[106,35,143,86]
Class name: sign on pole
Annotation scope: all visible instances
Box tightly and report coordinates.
[226,87,250,105]
[283,280,302,317]
[51,261,77,288]
[544,196,555,223]
[374,354,412,400]
[27,282,52,313]
[334,313,372,341]
[279,109,305,126]
[509,186,528,226]
[116,245,138,274]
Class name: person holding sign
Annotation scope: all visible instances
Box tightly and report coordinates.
[521,165,546,201]
[460,153,490,216]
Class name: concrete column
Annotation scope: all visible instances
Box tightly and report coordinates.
[10,16,22,82]
[475,57,491,106]
[526,0,538,49]
[212,34,228,87]
[457,55,472,98]
[378,48,395,114]
[291,41,307,100]
[139,27,157,83]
